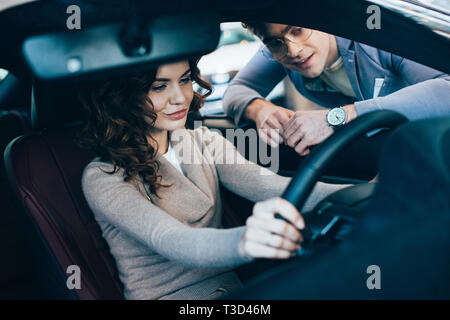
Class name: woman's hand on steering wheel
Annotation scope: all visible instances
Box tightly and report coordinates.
[238,197,305,259]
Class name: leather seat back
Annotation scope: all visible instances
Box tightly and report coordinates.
[4,120,124,299]
[0,111,42,298]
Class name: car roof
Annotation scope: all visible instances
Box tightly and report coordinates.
[0,0,448,80]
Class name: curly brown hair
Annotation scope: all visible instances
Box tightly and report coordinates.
[78,58,212,196]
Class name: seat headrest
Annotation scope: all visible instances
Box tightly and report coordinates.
[31,80,86,130]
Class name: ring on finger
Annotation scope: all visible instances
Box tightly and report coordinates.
[265,233,274,245]
[266,233,282,247]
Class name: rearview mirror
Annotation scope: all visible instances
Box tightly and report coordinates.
[22,13,220,81]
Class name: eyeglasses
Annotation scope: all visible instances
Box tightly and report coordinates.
[262,27,313,61]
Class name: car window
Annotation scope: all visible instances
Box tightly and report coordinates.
[415,0,450,11]
[197,23,263,116]
[198,22,261,77]
[0,0,37,12]
[374,0,450,38]
[217,22,258,48]
[197,22,320,117]
[0,68,8,81]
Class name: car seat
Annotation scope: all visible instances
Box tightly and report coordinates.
[4,80,124,299]
[3,78,257,299]
[0,109,46,299]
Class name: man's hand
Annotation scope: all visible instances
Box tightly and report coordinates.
[282,109,333,156]
[245,99,294,147]
[238,197,304,259]
[283,104,358,156]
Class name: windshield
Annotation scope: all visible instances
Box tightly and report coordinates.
[0,0,37,12]
[415,0,450,12]
[370,0,450,38]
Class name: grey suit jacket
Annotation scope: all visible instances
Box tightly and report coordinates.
[223,36,450,126]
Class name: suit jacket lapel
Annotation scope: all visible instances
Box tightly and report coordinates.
[336,37,365,100]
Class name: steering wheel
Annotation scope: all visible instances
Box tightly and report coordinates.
[279,110,408,253]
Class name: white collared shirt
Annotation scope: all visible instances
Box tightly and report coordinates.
[163,143,184,175]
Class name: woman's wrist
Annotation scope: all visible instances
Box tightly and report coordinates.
[237,229,255,262]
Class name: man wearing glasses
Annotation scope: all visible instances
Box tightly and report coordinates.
[222,23,449,159]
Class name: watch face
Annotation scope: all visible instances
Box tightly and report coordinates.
[327,108,346,126]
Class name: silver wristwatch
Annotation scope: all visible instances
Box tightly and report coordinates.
[326,107,346,127]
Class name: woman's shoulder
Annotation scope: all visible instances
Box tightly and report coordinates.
[82,157,123,187]
[84,157,115,173]
[82,157,149,204]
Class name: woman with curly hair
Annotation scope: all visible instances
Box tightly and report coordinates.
[80,58,345,300]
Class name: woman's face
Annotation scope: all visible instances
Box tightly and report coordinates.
[147,61,194,132]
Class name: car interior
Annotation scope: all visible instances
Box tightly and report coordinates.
[0,0,448,299]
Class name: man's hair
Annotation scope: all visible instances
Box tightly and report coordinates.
[241,21,268,40]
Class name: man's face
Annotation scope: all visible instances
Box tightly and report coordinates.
[264,23,334,78]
